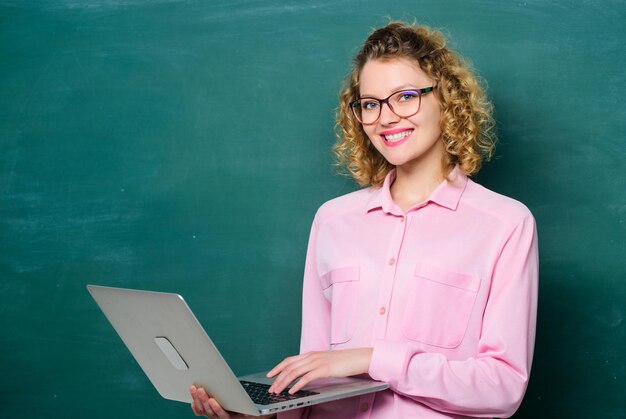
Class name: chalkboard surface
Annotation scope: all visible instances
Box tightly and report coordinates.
[1,1,624,418]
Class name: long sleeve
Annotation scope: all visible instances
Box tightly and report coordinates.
[298,215,331,354]
[369,213,539,417]
[277,215,329,419]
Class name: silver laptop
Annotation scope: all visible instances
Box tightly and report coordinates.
[87,285,388,416]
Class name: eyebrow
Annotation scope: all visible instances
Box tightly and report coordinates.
[359,84,421,98]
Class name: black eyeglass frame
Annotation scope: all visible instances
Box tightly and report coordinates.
[349,86,435,125]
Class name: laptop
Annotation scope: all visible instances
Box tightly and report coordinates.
[87,285,388,416]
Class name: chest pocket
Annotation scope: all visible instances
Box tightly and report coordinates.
[320,266,360,345]
[402,263,481,348]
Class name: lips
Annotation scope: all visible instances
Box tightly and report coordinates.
[380,128,413,147]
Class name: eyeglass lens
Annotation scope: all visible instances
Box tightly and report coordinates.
[352,90,422,125]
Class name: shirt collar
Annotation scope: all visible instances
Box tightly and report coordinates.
[366,165,468,214]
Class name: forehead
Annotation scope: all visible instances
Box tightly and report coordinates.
[359,57,432,97]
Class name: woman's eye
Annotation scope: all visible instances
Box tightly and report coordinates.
[362,101,379,110]
[398,92,419,102]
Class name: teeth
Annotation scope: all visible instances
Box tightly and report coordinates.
[383,130,412,142]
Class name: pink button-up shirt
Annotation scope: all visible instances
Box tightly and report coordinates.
[279,167,538,418]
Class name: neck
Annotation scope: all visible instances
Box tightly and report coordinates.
[390,157,449,212]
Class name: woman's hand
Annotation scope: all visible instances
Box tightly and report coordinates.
[266,348,373,395]
[189,385,275,419]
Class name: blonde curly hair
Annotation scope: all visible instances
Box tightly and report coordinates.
[334,22,496,187]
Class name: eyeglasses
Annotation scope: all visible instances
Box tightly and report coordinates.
[349,86,435,125]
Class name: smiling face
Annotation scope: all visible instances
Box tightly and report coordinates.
[358,57,444,173]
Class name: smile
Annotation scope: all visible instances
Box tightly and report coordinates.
[381,129,413,146]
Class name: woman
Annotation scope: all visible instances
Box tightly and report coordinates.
[191,21,538,419]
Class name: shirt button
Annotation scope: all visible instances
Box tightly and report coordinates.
[400,216,405,222]
[360,403,369,412]
[388,258,396,265]
[379,307,386,315]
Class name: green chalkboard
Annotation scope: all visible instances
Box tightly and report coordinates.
[1,1,624,418]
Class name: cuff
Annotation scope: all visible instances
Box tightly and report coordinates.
[368,339,410,388]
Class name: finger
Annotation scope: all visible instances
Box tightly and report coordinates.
[269,363,305,393]
[270,357,321,393]
[270,366,309,393]
[208,398,231,419]
[191,399,205,416]
[190,384,198,401]
[268,358,302,391]
[190,386,205,416]
[267,354,307,378]
[197,387,217,417]
[288,370,323,394]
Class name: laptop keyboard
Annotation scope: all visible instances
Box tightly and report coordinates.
[240,380,319,405]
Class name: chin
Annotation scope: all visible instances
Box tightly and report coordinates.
[378,151,417,167]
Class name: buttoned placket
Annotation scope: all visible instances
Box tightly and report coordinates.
[373,211,409,340]
[355,211,409,419]
[354,391,375,419]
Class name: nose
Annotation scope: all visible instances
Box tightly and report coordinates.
[378,102,400,125]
